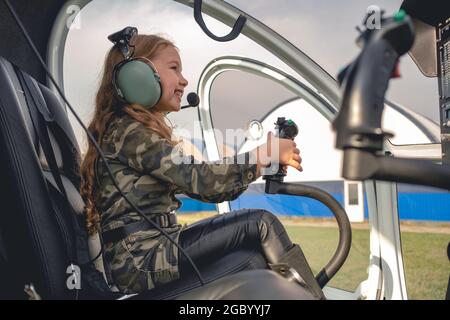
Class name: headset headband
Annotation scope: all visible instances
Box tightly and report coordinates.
[108,26,138,59]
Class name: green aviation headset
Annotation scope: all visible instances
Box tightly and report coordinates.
[108,26,162,109]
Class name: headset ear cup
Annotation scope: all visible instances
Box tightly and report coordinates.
[115,60,162,108]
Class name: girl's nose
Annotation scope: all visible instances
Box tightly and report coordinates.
[180,74,188,87]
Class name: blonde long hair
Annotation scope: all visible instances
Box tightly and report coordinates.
[80,34,177,235]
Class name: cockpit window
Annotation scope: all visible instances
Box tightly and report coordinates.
[225,0,440,146]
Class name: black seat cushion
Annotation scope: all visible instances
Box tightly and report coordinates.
[175,270,316,300]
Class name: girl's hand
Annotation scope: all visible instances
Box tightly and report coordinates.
[254,132,302,177]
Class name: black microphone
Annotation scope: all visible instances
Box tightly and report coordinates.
[181,92,200,109]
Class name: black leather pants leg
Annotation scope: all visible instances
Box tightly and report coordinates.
[178,208,294,276]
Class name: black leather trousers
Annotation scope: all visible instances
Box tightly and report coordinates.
[178,208,294,278]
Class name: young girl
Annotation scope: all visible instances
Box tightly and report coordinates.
[80,32,323,298]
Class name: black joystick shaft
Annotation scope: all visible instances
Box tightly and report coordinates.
[263,117,351,288]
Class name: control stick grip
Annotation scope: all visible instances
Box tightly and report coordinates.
[263,117,299,180]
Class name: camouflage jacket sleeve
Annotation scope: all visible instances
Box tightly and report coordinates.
[115,122,258,203]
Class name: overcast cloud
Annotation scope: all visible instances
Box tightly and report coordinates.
[64,0,439,151]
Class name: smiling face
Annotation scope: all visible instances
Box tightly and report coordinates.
[151,45,188,113]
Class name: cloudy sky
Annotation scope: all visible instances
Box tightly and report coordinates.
[63,0,439,151]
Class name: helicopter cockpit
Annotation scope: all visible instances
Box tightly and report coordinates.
[0,0,448,300]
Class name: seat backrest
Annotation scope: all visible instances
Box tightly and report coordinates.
[0,57,109,299]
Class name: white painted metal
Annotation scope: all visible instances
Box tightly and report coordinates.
[374,181,408,299]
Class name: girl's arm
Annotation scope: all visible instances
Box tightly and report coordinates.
[117,123,258,203]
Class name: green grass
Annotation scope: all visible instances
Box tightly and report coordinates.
[286,225,449,300]
[178,213,449,300]
[400,231,449,300]
[284,225,370,293]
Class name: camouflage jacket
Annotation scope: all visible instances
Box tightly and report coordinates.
[96,114,258,293]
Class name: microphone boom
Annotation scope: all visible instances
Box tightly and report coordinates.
[181,92,200,109]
